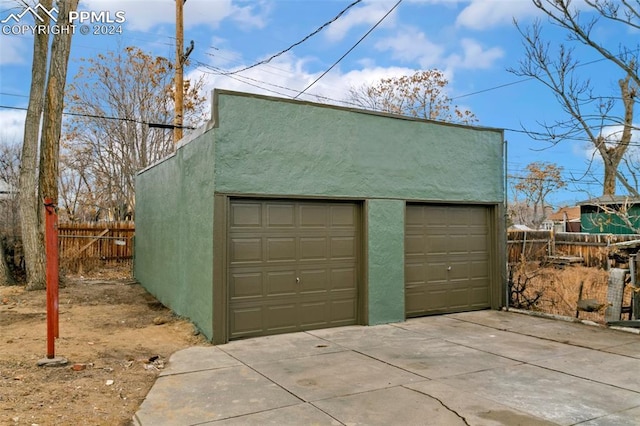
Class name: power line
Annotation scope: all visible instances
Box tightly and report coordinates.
[294,0,403,99]
[196,61,369,109]
[0,92,28,98]
[452,47,640,101]
[226,0,363,76]
[0,105,195,129]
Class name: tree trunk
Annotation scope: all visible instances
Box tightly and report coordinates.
[39,0,79,204]
[601,74,635,196]
[20,0,52,291]
[603,161,618,196]
[0,237,15,286]
[33,0,79,289]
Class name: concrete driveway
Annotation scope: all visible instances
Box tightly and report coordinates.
[133,310,640,425]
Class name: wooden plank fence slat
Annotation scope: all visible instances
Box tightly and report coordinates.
[58,221,134,263]
[507,230,640,268]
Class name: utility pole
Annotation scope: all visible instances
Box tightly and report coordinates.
[174,0,185,144]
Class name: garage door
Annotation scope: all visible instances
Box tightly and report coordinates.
[228,199,360,339]
[405,204,491,317]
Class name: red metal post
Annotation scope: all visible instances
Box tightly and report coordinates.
[44,198,59,359]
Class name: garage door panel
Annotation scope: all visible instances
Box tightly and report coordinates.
[405,235,425,256]
[266,271,297,295]
[231,307,263,335]
[448,265,470,280]
[405,204,491,317]
[299,269,328,293]
[330,205,356,227]
[425,262,448,281]
[330,236,356,259]
[448,208,470,222]
[330,267,357,290]
[300,302,328,327]
[230,199,359,339]
[266,305,299,333]
[471,287,490,305]
[427,235,449,254]
[406,205,425,225]
[405,263,424,284]
[428,291,448,311]
[230,203,262,228]
[330,299,357,322]
[470,212,488,226]
[299,205,327,228]
[231,273,263,298]
[230,238,262,264]
[300,237,328,260]
[447,236,472,254]
[468,236,488,252]
[425,210,447,226]
[266,204,295,227]
[470,261,489,277]
[266,237,296,262]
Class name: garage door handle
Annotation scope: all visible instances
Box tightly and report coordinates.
[296,277,300,284]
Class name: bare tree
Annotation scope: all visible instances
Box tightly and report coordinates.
[63,46,207,220]
[510,162,566,228]
[0,140,20,285]
[533,0,639,87]
[346,70,478,124]
[0,140,21,237]
[510,1,638,196]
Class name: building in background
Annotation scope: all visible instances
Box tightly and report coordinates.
[579,196,640,234]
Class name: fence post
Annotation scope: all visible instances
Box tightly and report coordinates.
[632,254,640,321]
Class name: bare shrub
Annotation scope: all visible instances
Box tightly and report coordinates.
[509,261,610,323]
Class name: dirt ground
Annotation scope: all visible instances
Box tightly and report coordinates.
[0,266,208,426]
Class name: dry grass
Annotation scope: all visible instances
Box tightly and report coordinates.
[61,257,132,277]
[509,264,633,323]
[63,261,132,281]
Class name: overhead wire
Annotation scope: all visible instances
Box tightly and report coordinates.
[293,0,403,99]
[224,0,363,76]
[0,105,195,129]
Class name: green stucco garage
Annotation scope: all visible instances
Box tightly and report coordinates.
[135,89,506,344]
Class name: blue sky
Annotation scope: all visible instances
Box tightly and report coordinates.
[0,0,636,207]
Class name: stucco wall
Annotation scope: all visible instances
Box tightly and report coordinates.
[367,199,406,324]
[213,92,504,203]
[135,130,216,339]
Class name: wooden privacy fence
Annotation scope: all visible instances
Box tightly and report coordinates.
[507,230,640,268]
[58,221,134,266]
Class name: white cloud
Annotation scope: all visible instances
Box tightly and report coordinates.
[456,0,539,30]
[445,38,504,70]
[374,29,503,73]
[374,27,444,69]
[82,0,268,31]
[0,36,26,65]
[324,0,399,42]
[0,109,26,143]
